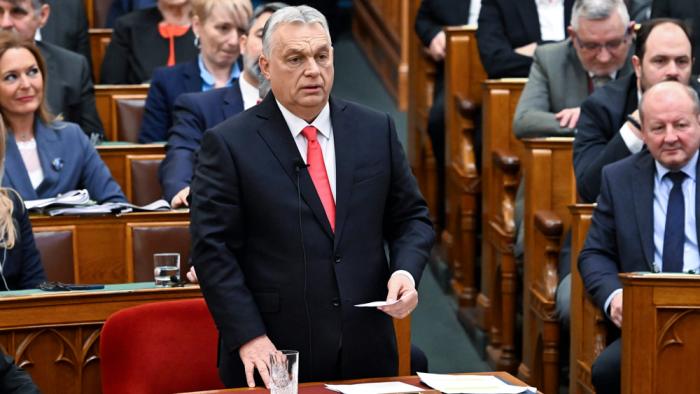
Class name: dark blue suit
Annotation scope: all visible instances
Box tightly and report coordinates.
[159,83,244,202]
[0,192,45,291]
[190,94,434,387]
[107,0,157,27]
[139,60,202,143]
[2,121,126,203]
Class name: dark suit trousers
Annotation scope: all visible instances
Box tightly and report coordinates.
[592,338,621,394]
[428,74,447,229]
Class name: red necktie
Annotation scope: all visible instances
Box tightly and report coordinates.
[301,125,335,231]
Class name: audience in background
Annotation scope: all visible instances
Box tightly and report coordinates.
[652,0,700,76]
[139,0,252,143]
[0,349,40,391]
[0,33,125,203]
[0,0,103,138]
[626,0,652,22]
[101,0,197,84]
[160,2,285,208]
[107,0,158,27]
[477,0,575,78]
[40,0,92,68]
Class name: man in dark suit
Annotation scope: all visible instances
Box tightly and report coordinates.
[652,0,700,75]
[40,0,92,66]
[579,80,700,394]
[0,0,103,138]
[160,2,285,208]
[574,18,696,203]
[190,5,434,388]
[477,0,575,79]
[0,350,40,393]
[107,0,157,27]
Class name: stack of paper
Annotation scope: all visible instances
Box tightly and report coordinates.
[325,381,424,394]
[417,372,537,394]
[25,189,91,210]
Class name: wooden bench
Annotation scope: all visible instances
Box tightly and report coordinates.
[97,143,165,194]
[95,85,150,141]
[83,0,112,28]
[443,25,486,309]
[518,137,575,394]
[89,28,112,83]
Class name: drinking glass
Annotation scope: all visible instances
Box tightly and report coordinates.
[270,350,299,394]
[153,253,180,287]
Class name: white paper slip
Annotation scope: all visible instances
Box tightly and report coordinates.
[417,372,537,394]
[354,300,399,307]
[325,381,424,394]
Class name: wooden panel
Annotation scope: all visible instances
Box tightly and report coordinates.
[95,85,150,141]
[89,28,112,83]
[124,154,165,204]
[97,143,164,193]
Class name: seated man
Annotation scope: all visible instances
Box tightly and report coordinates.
[579,80,700,394]
[40,0,91,65]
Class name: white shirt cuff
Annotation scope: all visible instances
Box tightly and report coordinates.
[619,123,644,153]
[604,288,623,317]
[391,270,415,288]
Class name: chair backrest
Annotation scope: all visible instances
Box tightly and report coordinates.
[126,222,191,282]
[95,85,149,140]
[125,154,165,205]
[100,298,224,394]
[33,227,76,283]
[113,95,147,142]
[85,0,113,28]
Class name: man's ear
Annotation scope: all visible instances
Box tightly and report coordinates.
[632,55,642,78]
[239,34,248,55]
[567,25,575,39]
[37,4,50,28]
[259,55,271,80]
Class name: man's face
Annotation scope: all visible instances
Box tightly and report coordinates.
[0,0,48,42]
[569,11,631,76]
[259,22,334,121]
[240,11,273,83]
[642,84,700,170]
[634,23,693,93]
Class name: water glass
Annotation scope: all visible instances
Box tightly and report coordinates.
[270,350,299,394]
[153,253,180,287]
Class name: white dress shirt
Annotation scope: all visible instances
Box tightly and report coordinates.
[468,0,482,25]
[619,91,645,154]
[239,75,260,110]
[536,0,565,42]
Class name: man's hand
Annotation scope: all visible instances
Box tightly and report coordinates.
[186,266,198,283]
[515,42,537,57]
[609,292,623,328]
[171,186,190,208]
[378,274,418,319]
[626,109,643,139]
[239,335,277,388]
[555,107,581,129]
[427,31,446,62]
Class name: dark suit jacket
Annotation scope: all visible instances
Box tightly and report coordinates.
[579,149,700,311]
[0,350,41,392]
[652,0,700,75]
[41,0,92,66]
[414,0,470,48]
[2,122,126,203]
[190,94,434,387]
[37,41,103,138]
[477,0,574,78]
[0,192,45,292]
[100,7,198,84]
[139,60,202,143]
[107,0,157,27]
[159,83,244,201]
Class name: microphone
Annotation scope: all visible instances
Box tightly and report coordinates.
[294,158,308,173]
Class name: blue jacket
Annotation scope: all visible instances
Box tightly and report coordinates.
[2,121,126,203]
[0,191,45,291]
[159,82,244,201]
[139,60,202,143]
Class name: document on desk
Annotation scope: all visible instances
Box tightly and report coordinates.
[325,381,424,393]
[418,372,538,393]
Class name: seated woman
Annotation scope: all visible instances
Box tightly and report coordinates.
[138,0,252,142]
[0,32,126,204]
[101,0,197,84]
[0,119,45,292]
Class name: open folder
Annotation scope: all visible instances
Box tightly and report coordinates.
[24,189,171,215]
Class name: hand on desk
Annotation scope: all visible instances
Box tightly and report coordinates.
[239,334,277,388]
[171,187,190,208]
[186,266,198,283]
[610,292,623,328]
[555,107,581,129]
[378,274,418,319]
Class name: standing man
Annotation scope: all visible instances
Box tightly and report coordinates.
[579,80,700,394]
[190,5,434,389]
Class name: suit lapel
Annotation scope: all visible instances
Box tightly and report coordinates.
[3,133,37,200]
[255,95,334,240]
[566,41,589,99]
[632,151,656,270]
[329,98,354,249]
[223,82,244,119]
[182,60,201,94]
[517,0,541,42]
[33,122,62,197]
[37,43,61,116]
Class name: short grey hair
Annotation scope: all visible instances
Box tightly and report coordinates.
[639,81,700,124]
[261,5,331,57]
[571,0,630,32]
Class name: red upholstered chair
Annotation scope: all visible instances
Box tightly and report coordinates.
[100,298,224,394]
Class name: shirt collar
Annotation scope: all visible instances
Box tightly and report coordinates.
[588,71,618,80]
[198,55,241,91]
[655,150,699,182]
[238,73,259,108]
[276,100,332,139]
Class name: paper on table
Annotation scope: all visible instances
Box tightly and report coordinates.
[418,372,537,394]
[325,381,424,394]
[354,300,399,307]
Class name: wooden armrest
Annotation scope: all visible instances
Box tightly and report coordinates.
[454,93,477,118]
[535,210,563,237]
[492,149,520,174]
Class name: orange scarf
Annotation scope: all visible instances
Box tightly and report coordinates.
[158,22,190,67]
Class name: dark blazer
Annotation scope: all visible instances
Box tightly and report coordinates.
[652,0,700,75]
[477,0,574,78]
[159,83,244,201]
[2,122,126,203]
[0,192,45,291]
[37,41,104,138]
[579,149,700,310]
[0,350,41,392]
[107,0,157,27]
[190,94,434,387]
[139,60,202,143]
[100,7,198,84]
[41,0,92,66]
[414,0,470,48]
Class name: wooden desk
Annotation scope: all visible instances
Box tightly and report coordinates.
[97,143,165,194]
[0,283,203,394]
[621,273,700,394]
[183,372,535,393]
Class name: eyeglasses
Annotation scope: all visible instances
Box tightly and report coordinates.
[575,31,631,53]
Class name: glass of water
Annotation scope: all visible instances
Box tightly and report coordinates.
[153,253,180,287]
[270,350,298,394]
